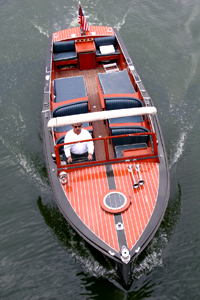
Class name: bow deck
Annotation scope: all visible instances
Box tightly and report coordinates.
[62,162,159,252]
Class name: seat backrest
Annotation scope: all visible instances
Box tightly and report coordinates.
[105,98,143,110]
[94,36,117,49]
[111,127,149,148]
[53,40,75,53]
[53,102,88,118]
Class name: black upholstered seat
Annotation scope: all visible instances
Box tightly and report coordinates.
[105,98,144,124]
[52,102,88,118]
[53,76,87,103]
[53,41,77,62]
[52,102,89,133]
[110,126,150,157]
[94,36,120,57]
[98,70,135,94]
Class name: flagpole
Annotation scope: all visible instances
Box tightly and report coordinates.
[78,1,89,36]
[79,1,83,36]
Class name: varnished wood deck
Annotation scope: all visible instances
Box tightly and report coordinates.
[61,161,159,251]
[53,26,115,42]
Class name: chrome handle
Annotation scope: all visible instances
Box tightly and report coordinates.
[128,165,139,189]
[135,164,145,186]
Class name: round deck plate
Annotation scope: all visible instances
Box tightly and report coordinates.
[100,190,130,214]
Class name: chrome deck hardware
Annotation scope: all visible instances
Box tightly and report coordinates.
[116,222,124,230]
[128,165,139,189]
[59,171,68,185]
[135,164,145,186]
[121,246,130,264]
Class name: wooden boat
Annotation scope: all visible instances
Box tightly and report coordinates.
[42,16,170,288]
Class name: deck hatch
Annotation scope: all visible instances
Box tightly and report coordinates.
[104,192,127,210]
[100,189,130,214]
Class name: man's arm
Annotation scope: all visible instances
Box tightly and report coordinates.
[67,155,72,163]
[64,133,72,159]
[85,131,94,155]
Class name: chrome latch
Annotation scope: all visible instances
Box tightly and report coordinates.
[116,222,124,230]
[121,246,130,264]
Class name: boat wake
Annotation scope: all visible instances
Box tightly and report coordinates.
[0,128,49,194]
[184,3,200,36]
[69,1,130,30]
[169,131,187,170]
[38,198,116,280]
[71,250,115,279]
[132,182,181,282]
[17,151,49,191]
[168,83,200,170]
[2,140,49,192]
[132,235,167,280]
[31,20,49,37]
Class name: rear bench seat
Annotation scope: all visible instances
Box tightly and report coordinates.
[53,40,77,62]
[94,36,120,57]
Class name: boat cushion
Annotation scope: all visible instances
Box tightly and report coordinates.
[52,102,89,118]
[53,41,75,53]
[105,98,143,124]
[94,36,117,48]
[53,76,87,102]
[94,36,119,56]
[105,98,143,110]
[53,41,77,62]
[109,115,143,124]
[111,127,150,149]
[98,70,136,94]
[53,51,77,61]
[99,45,115,54]
[96,48,120,57]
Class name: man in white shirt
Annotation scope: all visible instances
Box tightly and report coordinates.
[64,123,94,164]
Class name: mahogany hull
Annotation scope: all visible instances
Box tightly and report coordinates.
[42,26,170,289]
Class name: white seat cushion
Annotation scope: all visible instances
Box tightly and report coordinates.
[99,45,115,54]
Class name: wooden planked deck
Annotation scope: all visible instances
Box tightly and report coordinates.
[62,161,159,251]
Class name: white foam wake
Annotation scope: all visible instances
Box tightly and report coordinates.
[71,249,114,278]
[133,233,168,279]
[184,4,200,36]
[169,131,187,170]
[31,21,49,37]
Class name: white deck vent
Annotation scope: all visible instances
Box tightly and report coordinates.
[103,192,127,210]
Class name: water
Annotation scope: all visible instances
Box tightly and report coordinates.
[1,0,200,298]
